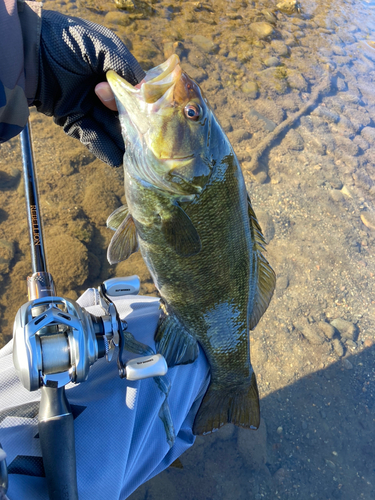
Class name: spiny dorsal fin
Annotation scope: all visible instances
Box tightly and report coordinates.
[107,213,138,264]
[161,202,201,257]
[106,204,129,231]
[247,195,276,330]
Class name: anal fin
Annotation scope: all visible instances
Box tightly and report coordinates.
[155,313,199,367]
[193,372,260,435]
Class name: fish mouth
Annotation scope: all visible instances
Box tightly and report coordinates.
[107,56,205,196]
[106,54,182,135]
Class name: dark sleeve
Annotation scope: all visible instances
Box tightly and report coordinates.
[0,0,41,142]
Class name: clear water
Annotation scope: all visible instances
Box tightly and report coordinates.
[0,0,374,498]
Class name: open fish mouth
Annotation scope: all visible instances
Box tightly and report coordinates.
[106,54,182,135]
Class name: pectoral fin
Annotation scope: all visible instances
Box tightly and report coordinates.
[161,202,201,257]
[106,204,129,231]
[155,312,199,367]
[107,213,138,264]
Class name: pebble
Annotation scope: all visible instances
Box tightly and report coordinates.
[312,106,340,123]
[0,239,15,275]
[114,0,134,10]
[325,459,336,469]
[258,67,288,94]
[247,109,276,132]
[220,118,233,133]
[192,35,219,54]
[283,129,304,151]
[180,63,207,83]
[276,0,300,14]
[342,358,353,370]
[276,275,289,296]
[361,126,375,145]
[253,171,268,184]
[256,210,275,242]
[0,168,20,190]
[341,185,353,198]
[353,135,369,152]
[264,56,281,67]
[354,170,374,194]
[300,324,326,345]
[230,129,251,143]
[271,40,289,57]
[309,137,326,155]
[241,81,258,98]
[317,321,336,340]
[360,211,375,231]
[332,338,344,357]
[334,137,359,157]
[330,318,357,340]
[103,11,132,27]
[287,72,308,91]
[262,9,277,25]
[345,340,357,350]
[335,76,347,92]
[250,22,274,39]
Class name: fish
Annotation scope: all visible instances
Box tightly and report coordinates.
[106,54,276,435]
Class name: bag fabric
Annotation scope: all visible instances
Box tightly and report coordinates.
[0,292,210,499]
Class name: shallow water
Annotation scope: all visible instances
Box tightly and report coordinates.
[1,0,375,498]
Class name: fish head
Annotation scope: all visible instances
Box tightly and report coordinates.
[107,55,213,196]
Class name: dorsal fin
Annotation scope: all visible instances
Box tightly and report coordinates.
[247,195,276,330]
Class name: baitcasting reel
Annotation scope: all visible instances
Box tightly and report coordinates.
[13,275,167,393]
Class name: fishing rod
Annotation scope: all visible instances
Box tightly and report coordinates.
[9,119,167,500]
[19,120,79,500]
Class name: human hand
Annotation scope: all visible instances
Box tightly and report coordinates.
[34,10,145,167]
[95,77,145,111]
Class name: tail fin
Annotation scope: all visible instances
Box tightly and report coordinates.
[193,372,260,435]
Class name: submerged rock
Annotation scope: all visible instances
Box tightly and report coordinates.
[192,35,219,54]
[241,81,258,98]
[0,239,15,275]
[271,40,289,57]
[332,338,344,357]
[330,318,357,340]
[300,324,326,345]
[360,211,375,231]
[250,22,274,39]
[276,0,301,14]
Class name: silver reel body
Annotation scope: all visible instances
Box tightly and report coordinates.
[13,296,99,392]
[12,276,167,394]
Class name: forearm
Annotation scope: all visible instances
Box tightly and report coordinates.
[0,0,41,142]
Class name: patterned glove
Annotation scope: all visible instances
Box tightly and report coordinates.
[34,10,145,167]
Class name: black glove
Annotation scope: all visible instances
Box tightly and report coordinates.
[33,10,145,167]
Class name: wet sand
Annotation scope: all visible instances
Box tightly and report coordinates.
[0,0,374,498]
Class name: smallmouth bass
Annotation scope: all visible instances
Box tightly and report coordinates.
[106,55,275,435]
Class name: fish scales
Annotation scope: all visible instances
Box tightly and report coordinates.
[106,55,275,436]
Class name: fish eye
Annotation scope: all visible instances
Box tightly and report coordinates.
[184,103,201,121]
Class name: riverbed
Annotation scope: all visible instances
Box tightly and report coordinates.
[0,0,374,498]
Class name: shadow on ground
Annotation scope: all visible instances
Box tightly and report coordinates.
[129,346,375,500]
